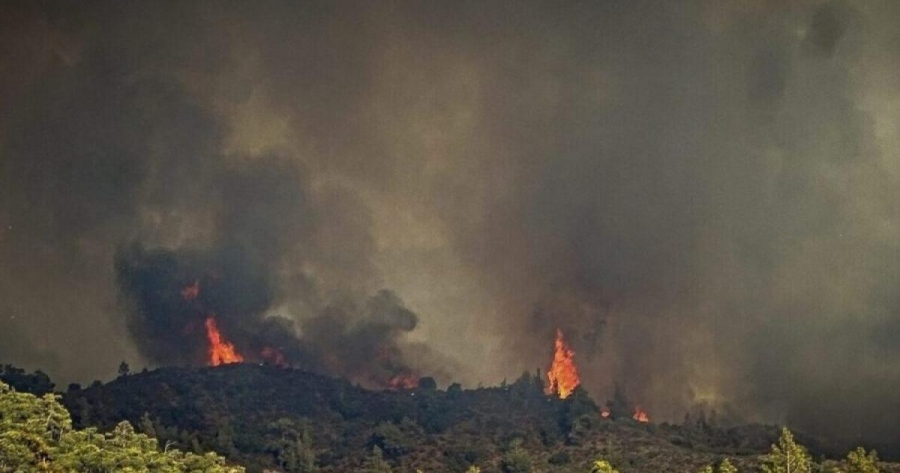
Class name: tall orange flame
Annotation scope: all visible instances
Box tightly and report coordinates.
[205,316,243,366]
[546,329,581,398]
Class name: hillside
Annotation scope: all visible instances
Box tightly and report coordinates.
[49,364,877,473]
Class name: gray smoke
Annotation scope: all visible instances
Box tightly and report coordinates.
[2,0,900,453]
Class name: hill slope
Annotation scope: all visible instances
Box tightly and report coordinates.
[58,365,895,473]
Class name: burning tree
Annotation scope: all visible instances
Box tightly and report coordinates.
[545,329,581,399]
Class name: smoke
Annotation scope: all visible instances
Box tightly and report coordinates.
[3,0,900,452]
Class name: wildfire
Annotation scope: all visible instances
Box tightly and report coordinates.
[205,316,244,366]
[388,374,419,390]
[633,406,649,423]
[545,329,581,399]
[600,407,610,418]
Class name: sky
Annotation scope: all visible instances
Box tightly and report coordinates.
[2,0,900,452]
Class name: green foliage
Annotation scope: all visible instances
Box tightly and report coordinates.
[361,445,393,473]
[700,459,737,473]
[265,418,317,473]
[846,447,879,473]
[0,381,243,472]
[591,459,620,473]
[371,421,411,460]
[50,364,900,473]
[719,458,738,473]
[761,427,812,473]
[500,445,533,473]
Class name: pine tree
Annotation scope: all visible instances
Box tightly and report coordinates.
[0,381,244,472]
[846,447,879,473]
[761,427,812,473]
[591,459,620,473]
[117,360,130,377]
[719,458,738,473]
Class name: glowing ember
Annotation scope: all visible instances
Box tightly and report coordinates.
[388,374,419,390]
[600,407,610,418]
[545,329,581,399]
[633,407,649,423]
[205,316,243,366]
[261,346,286,366]
[181,280,200,301]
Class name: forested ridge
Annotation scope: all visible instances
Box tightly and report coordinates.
[2,364,897,473]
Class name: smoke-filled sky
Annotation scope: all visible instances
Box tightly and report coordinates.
[3,0,900,450]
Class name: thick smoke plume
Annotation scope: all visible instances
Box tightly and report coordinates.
[3,0,900,454]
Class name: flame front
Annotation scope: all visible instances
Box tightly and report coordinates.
[633,407,649,423]
[205,316,243,366]
[546,328,581,399]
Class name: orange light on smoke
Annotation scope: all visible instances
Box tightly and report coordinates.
[261,346,286,366]
[545,329,581,399]
[181,280,200,301]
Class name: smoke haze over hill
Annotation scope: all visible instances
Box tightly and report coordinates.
[2,0,900,451]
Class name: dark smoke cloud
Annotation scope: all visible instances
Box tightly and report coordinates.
[3,0,900,453]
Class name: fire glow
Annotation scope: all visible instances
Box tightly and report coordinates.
[546,329,581,399]
[388,374,419,390]
[205,316,244,366]
[633,407,649,423]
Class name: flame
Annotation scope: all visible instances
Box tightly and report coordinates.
[600,407,611,418]
[388,374,419,390]
[261,346,286,366]
[205,316,243,366]
[181,280,200,301]
[545,329,581,399]
[633,406,649,423]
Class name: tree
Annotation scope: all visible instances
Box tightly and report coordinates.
[761,427,812,473]
[139,412,157,438]
[591,459,620,473]
[266,418,317,473]
[699,459,737,473]
[117,361,130,377]
[0,381,244,472]
[719,458,738,473]
[499,445,532,473]
[846,447,879,473]
[0,364,55,395]
[361,445,393,473]
[417,377,437,391]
